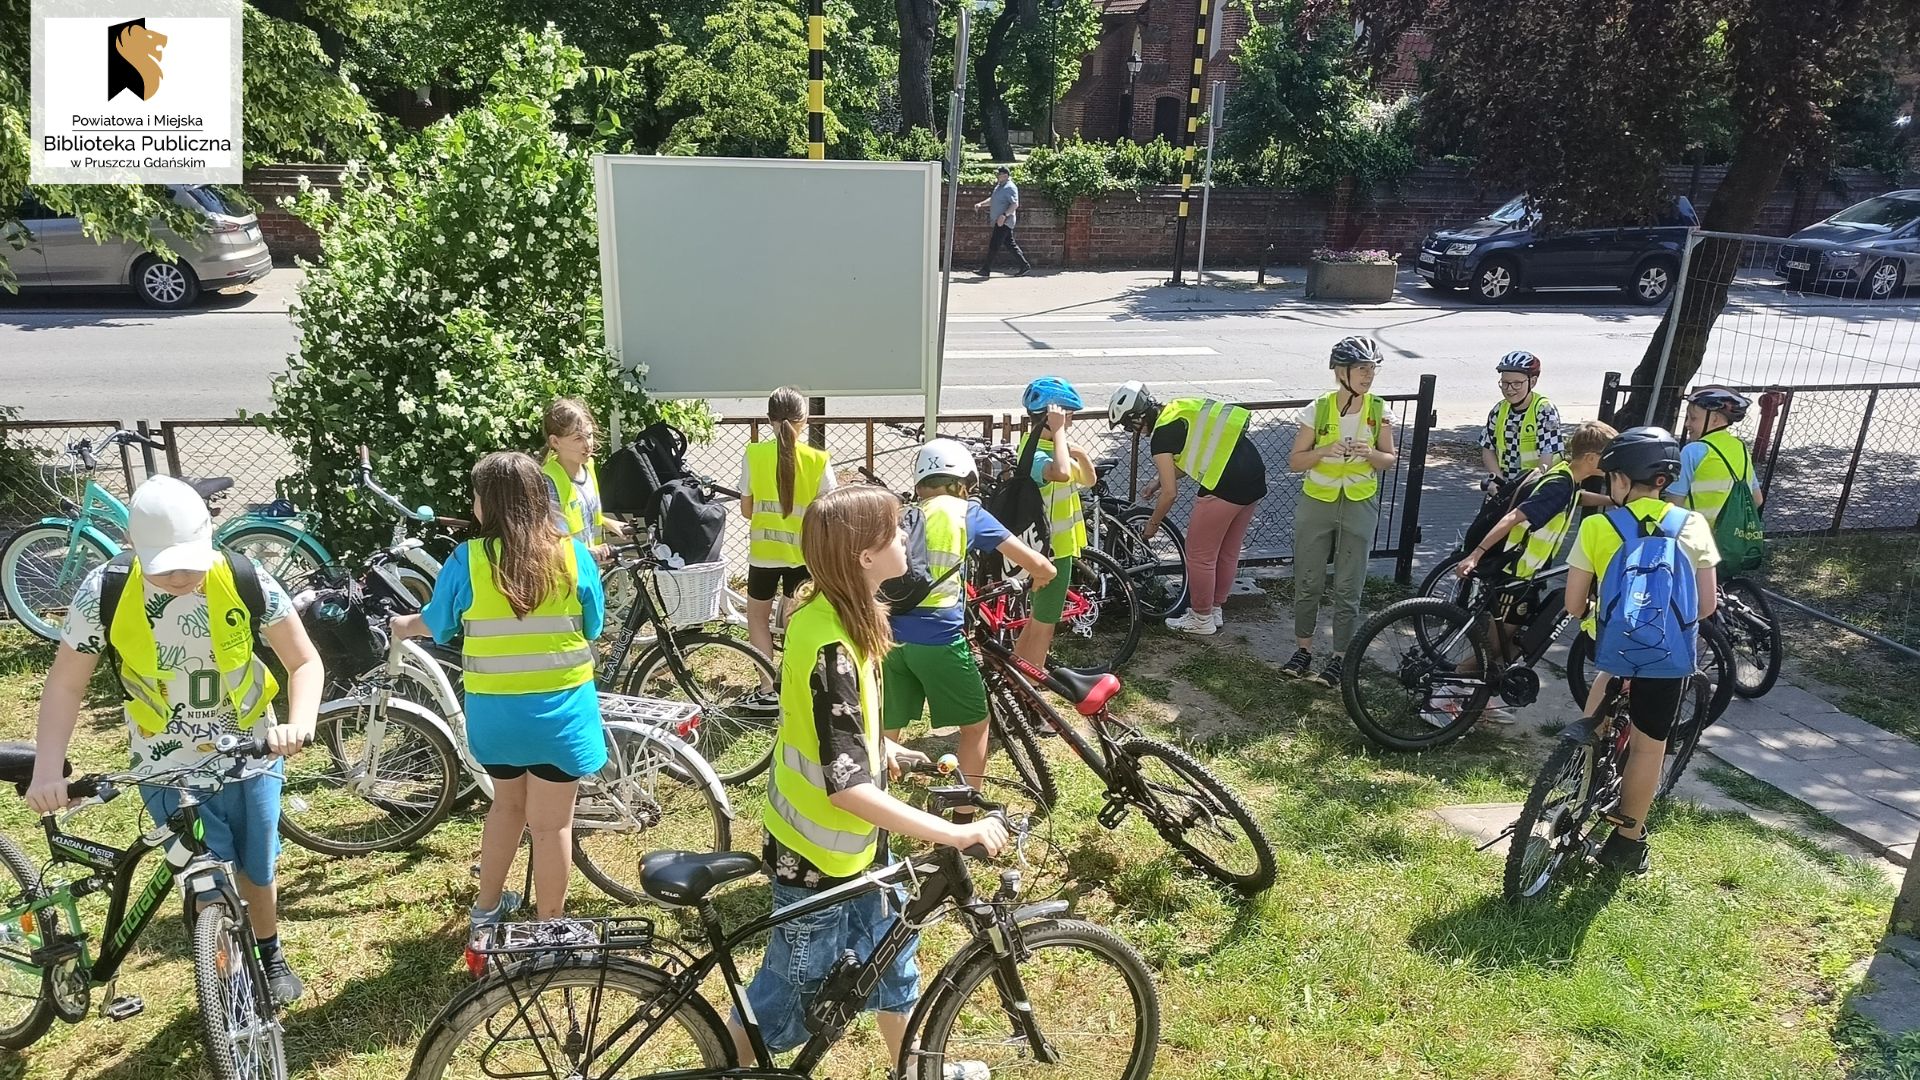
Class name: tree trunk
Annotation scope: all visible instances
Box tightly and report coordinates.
[1897,824,1920,936]
[1621,125,1795,426]
[976,2,1019,162]
[897,0,937,134]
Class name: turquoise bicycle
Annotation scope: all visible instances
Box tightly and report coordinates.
[0,429,333,641]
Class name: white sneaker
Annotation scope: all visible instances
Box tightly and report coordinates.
[1165,610,1218,635]
[1211,609,1224,630]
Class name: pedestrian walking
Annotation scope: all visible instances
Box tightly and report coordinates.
[974,165,1031,278]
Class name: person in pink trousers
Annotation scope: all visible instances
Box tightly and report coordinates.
[1108,382,1267,635]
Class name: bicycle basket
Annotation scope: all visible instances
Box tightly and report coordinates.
[650,562,726,628]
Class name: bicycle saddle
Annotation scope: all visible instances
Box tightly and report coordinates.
[1052,666,1122,716]
[639,850,763,906]
[1094,459,1119,477]
[185,476,234,500]
[0,742,68,791]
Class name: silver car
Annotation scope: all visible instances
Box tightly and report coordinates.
[5,184,272,308]
[1777,190,1920,301]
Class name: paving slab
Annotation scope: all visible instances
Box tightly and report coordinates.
[1753,683,1843,718]
[1714,699,1804,733]
[1751,727,1864,762]
[1710,743,1920,851]
[1855,737,1920,773]
[1430,803,1522,851]
[1848,948,1920,1037]
[1797,710,1908,743]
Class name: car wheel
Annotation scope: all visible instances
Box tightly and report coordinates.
[1471,257,1518,303]
[1631,258,1677,305]
[1866,259,1904,301]
[132,255,200,309]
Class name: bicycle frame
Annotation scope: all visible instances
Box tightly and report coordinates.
[971,630,1124,787]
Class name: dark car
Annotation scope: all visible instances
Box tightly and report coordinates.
[1776,191,1920,301]
[1416,195,1697,305]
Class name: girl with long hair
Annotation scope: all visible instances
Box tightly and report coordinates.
[738,387,834,700]
[541,397,629,559]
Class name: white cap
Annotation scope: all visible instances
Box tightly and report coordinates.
[128,476,215,574]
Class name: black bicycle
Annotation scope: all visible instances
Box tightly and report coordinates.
[0,735,290,1079]
[1565,615,1736,725]
[1717,577,1782,699]
[970,580,1276,895]
[1502,675,1709,900]
[406,761,1162,1080]
[1084,457,1189,620]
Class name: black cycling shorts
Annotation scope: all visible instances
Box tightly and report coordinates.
[1625,676,1685,742]
[481,762,582,784]
[747,565,810,602]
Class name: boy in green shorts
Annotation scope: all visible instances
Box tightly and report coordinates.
[1014,377,1094,669]
[885,439,1056,784]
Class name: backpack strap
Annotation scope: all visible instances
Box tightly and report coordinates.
[97,551,136,670]
[1015,427,1042,481]
[1702,436,1749,485]
[226,552,269,644]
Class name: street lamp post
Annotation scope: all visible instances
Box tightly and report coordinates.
[1121,49,1142,140]
[933,2,990,435]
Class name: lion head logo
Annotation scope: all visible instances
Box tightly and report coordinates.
[107,19,167,102]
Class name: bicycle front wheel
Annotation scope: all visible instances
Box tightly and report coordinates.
[1053,549,1142,674]
[572,726,733,906]
[1343,597,1491,752]
[624,632,779,785]
[408,958,733,1080]
[0,834,53,1050]
[217,523,329,589]
[1119,737,1275,895]
[910,919,1160,1080]
[1112,505,1188,619]
[1504,737,1598,902]
[278,697,460,856]
[0,524,114,641]
[1720,578,1782,699]
[194,901,286,1080]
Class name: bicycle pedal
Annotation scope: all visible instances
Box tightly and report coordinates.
[1096,797,1131,829]
[101,996,144,1021]
[1600,811,1638,832]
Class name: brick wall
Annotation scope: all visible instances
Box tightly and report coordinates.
[244,164,338,264]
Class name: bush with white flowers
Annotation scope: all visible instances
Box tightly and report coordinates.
[270,27,703,556]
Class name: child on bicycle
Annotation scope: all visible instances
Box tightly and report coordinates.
[1479,351,1562,483]
[1668,386,1764,528]
[739,387,836,705]
[393,452,606,931]
[734,484,1008,1068]
[884,440,1056,787]
[1014,377,1094,669]
[542,397,629,559]
[28,475,324,1005]
[1563,427,1718,874]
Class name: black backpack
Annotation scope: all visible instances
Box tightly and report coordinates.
[600,422,691,519]
[97,550,269,669]
[654,478,728,565]
[877,503,965,616]
[982,433,1052,578]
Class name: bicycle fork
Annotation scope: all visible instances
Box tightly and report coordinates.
[973,904,1060,1066]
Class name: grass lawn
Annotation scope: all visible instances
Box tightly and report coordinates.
[0,606,1906,1079]
[1764,533,1920,745]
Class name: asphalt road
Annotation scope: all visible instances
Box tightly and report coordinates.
[5,268,1916,432]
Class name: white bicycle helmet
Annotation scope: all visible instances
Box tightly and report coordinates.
[1108,381,1158,431]
[913,439,978,485]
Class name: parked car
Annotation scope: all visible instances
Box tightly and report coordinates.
[1776,190,1920,301]
[3,185,271,308]
[1416,195,1697,305]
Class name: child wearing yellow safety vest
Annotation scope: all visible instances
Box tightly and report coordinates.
[1013,377,1093,670]
[882,440,1056,786]
[731,485,1008,1067]
[394,452,606,933]
[738,387,835,703]
[541,397,628,559]
[30,475,325,1006]
[1479,351,1562,483]
[1285,336,1398,688]
[1108,381,1268,636]
[1669,386,1764,528]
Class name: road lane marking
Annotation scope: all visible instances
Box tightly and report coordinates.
[945,346,1217,359]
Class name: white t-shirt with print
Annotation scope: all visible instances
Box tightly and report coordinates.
[61,560,294,785]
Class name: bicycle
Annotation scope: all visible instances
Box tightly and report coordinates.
[0,734,292,1078]
[1084,456,1189,620]
[969,579,1276,895]
[1501,675,1709,900]
[0,429,334,640]
[1717,577,1781,699]
[406,758,1163,1080]
[1564,613,1737,725]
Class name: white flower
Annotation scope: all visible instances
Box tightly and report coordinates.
[397,396,417,416]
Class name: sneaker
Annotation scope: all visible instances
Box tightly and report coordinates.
[1477,704,1517,726]
[1310,655,1344,689]
[946,1063,992,1080]
[1211,609,1224,630]
[469,890,523,934]
[1596,829,1650,875]
[1015,265,1032,277]
[1164,609,1218,636]
[1560,715,1603,745]
[1422,696,1464,730]
[261,949,303,1006]
[1280,649,1313,679]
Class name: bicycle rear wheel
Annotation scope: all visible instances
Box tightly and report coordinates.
[278,697,459,856]
[984,667,1058,811]
[193,901,286,1080]
[1566,625,1734,724]
[572,726,733,906]
[217,524,328,590]
[1658,674,1712,798]
[1112,505,1188,619]
[910,919,1160,1080]
[1343,597,1492,752]
[408,958,732,1080]
[0,835,53,1050]
[1053,549,1142,674]
[625,632,779,785]
[0,524,114,641]
[1118,737,1275,895]
[1504,737,1599,902]
[1720,579,1782,699]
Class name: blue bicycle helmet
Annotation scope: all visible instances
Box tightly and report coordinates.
[1023,376,1084,414]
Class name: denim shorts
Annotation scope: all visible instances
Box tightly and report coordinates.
[737,874,921,1054]
[139,763,283,887]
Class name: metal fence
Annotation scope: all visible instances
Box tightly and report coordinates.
[0,420,142,536]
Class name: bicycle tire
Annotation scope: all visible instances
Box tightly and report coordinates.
[1659,674,1712,798]
[216,523,330,591]
[624,632,779,785]
[407,956,733,1079]
[1503,736,1598,902]
[984,668,1058,811]
[572,726,733,907]
[194,901,286,1080]
[0,834,54,1050]
[0,524,115,641]
[278,697,460,857]
[909,918,1160,1080]
[1059,548,1142,674]
[1566,623,1735,724]
[1720,578,1782,699]
[1342,597,1491,752]
[1113,505,1188,620]
[1116,737,1275,895]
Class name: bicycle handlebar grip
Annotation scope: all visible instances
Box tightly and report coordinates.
[66,776,101,800]
[961,809,1012,862]
[358,445,372,469]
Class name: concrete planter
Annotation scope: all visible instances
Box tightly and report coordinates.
[1305,259,1396,303]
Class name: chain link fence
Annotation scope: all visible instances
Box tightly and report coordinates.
[0,420,140,538]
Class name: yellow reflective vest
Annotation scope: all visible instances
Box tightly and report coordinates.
[917,495,969,609]
[461,540,595,695]
[1302,392,1386,503]
[542,453,604,546]
[109,557,276,736]
[1502,461,1578,579]
[746,440,830,568]
[1154,397,1251,491]
[1493,393,1552,475]
[765,597,883,877]
[1020,435,1086,558]
[1684,428,1752,529]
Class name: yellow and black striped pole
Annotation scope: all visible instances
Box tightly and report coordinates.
[1168,0,1210,284]
[807,0,826,160]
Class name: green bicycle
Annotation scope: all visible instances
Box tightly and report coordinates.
[0,734,291,1080]
[0,429,333,640]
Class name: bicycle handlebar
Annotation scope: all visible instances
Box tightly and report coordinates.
[904,754,1027,861]
[71,429,165,470]
[356,445,435,523]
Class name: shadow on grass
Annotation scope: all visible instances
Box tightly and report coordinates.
[1406,873,1624,971]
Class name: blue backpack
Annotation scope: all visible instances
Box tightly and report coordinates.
[1594,506,1698,679]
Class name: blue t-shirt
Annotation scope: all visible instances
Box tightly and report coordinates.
[423,539,609,777]
[1667,440,1758,501]
[891,501,1012,646]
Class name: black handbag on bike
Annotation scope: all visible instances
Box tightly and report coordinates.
[654,478,728,565]
[980,431,1052,580]
[600,422,691,519]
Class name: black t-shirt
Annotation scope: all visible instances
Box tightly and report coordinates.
[763,642,884,890]
[1150,419,1267,505]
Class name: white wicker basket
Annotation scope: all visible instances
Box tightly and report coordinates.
[650,562,726,628]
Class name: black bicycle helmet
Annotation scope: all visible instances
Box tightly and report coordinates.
[1330,336,1383,368]
[1495,350,1541,377]
[1687,386,1750,423]
[1599,426,1683,484]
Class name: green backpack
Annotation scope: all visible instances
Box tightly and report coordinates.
[1705,440,1766,574]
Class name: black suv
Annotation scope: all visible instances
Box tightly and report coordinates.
[1416,195,1697,305]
